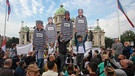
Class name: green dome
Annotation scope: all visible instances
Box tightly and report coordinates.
[23,26,29,32]
[94,26,101,31]
[71,17,75,22]
[55,5,66,15]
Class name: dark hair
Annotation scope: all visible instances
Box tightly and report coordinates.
[74,65,78,69]
[77,35,82,39]
[88,62,98,72]
[127,61,134,69]
[11,43,16,49]
[105,66,115,76]
[95,50,99,54]
[19,60,25,67]
[47,61,54,70]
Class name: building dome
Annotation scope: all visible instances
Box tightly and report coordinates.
[55,5,66,15]
[94,26,101,31]
[23,26,29,32]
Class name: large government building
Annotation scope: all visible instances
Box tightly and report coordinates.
[19,5,105,48]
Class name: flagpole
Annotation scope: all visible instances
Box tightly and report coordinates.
[116,0,121,40]
[4,0,7,39]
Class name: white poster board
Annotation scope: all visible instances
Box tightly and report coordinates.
[17,43,33,55]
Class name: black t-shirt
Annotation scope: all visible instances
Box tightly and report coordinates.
[25,56,35,65]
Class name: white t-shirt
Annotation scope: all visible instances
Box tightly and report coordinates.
[78,45,84,53]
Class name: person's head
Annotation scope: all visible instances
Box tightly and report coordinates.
[36,20,43,30]
[120,59,134,69]
[100,47,106,53]
[49,42,54,48]
[115,38,119,43]
[19,60,26,68]
[47,61,54,70]
[94,50,99,58]
[87,62,98,73]
[73,65,79,72]
[78,9,83,16]
[102,54,109,61]
[3,52,9,59]
[104,66,116,76]
[77,35,83,42]
[132,52,135,56]
[3,59,12,68]
[118,54,126,61]
[124,41,130,47]
[71,74,76,76]
[49,54,55,61]
[26,64,40,76]
[28,52,32,56]
[48,17,53,23]
[65,11,70,19]
[12,43,16,48]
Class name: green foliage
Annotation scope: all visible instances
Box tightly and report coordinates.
[105,37,114,48]
[120,30,135,44]
[6,37,19,48]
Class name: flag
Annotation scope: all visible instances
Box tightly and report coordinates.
[1,38,6,52]
[6,0,11,21]
[117,0,134,28]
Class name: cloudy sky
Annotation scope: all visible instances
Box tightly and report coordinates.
[0,0,135,38]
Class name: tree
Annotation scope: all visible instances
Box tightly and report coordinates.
[120,30,135,44]
[6,37,19,48]
[105,37,114,48]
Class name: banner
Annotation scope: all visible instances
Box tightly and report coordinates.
[17,43,33,55]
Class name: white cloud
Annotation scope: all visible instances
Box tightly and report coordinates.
[92,8,135,38]
[32,0,44,14]
[19,0,33,17]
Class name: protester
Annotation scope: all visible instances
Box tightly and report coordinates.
[0,59,14,76]
[25,52,36,65]
[72,65,81,76]
[123,41,131,59]
[44,54,57,72]
[98,54,110,76]
[130,52,135,64]
[112,38,123,58]
[9,43,17,58]
[74,29,88,70]
[0,52,9,68]
[87,62,98,76]
[117,54,126,61]
[33,20,46,68]
[26,64,40,76]
[14,60,26,76]
[104,66,116,76]
[42,61,58,76]
[120,59,134,76]
[58,34,70,72]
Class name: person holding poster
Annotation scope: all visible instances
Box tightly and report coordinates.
[33,20,46,68]
[75,9,88,36]
[45,17,57,55]
[61,11,73,41]
[74,29,88,70]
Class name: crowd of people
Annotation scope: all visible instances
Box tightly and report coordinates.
[0,9,135,76]
[0,39,135,76]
